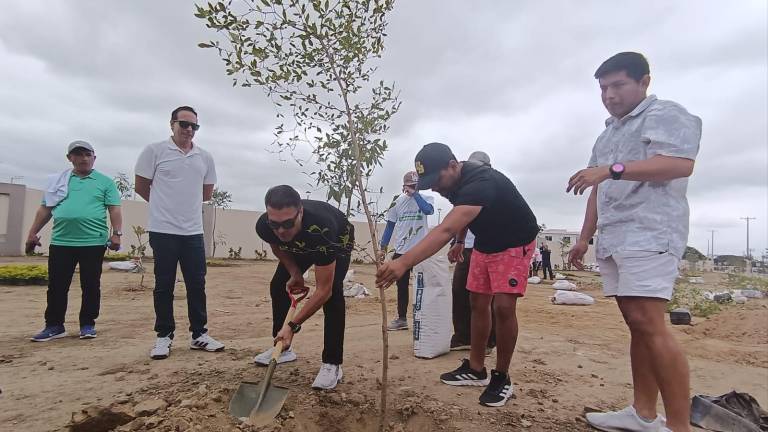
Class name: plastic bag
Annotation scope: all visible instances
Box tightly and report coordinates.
[108,261,137,271]
[413,255,452,359]
[554,273,567,280]
[551,290,594,305]
[343,282,370,298]
[527,276,541,284]
[552,280,577,291]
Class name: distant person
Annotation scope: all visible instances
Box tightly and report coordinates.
[568,52,701,432]
[448,151,495,353]
[530,245,542,277]
[377,142,539,408]
[254,185,354,390]
[26,140,122,342]
[135,106,225,359]
[540,244,554,280]
[379,171,434,331]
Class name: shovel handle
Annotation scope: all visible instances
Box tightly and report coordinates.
[271,288,308,362]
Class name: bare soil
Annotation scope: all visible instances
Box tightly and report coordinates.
[1,257,766,431]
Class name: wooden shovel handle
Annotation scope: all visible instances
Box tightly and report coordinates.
[271,288,307,362]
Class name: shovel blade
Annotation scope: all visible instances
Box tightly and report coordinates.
[229,380,289,427]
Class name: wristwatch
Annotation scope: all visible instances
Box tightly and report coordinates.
[288,321,301,334]
[609,162,625,180]
[112,230,123,236]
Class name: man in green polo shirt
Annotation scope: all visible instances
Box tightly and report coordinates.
[25,140,123,342]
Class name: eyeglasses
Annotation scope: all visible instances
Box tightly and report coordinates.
[174,120,200,131]
[267,211,300,230]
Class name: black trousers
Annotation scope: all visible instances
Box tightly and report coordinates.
[391,253,413,320]
[149,232,208,339]
[541,262,554,280]
[270,253,350,365]
[45,245,106,328]
[451,248,496,347]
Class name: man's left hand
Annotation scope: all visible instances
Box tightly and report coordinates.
[108,234,121,251]
[376,259,408,289]
[567,166,611,195]
[274,325,294,351]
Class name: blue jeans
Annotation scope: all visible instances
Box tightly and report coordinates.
[149,232,208,338]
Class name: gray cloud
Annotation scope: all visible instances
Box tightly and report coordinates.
[0,0,765,256]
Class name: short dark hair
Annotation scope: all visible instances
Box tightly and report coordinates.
[171,106,198,121]
[265,185,302,209]
[594,52,650,82]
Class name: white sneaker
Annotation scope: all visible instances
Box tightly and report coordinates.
[253,346,297,366]
[586,406,666,432]
[312,363,343,390]
[150,336,172,360]
[190,333,225,352]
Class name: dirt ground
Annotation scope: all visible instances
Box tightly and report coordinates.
[1,257,766,432]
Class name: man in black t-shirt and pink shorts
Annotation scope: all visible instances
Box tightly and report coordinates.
[377,142,538,408]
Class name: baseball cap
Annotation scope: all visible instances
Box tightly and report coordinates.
[67,140,95,154]
[468,150,491,166]
[402,171,418,185]
[414,142,456,190]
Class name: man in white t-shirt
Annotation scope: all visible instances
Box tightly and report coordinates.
[134,105,225,360]
[380,171,434,330]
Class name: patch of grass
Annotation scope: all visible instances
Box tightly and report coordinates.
[724,273,768,291]
[103,253,132,262]
[0,264,48,285]
[668,282,721,317]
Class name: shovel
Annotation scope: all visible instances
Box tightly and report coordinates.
[229,289,307,427]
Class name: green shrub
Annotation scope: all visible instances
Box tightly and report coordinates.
[0,264,48,285]
[103,253,132,262]
[668,282,721,317]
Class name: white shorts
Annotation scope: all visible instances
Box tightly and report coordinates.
[597,250,679,300]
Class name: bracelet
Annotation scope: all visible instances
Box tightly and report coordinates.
[456,241,464,244]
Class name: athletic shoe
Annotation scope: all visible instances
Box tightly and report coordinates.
[253,346,297,366]
[150,336,173,360]
[312,363,343,390]
[440,359,490,386]
[450,339,471,351]
[31,326,66,342]
[479,370,514,407]
[585,405,667,432]
[387,318,408,331]
[190,333,225,352]
[79,325,97,339]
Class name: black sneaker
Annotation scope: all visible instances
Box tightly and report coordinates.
[479,370,514,407]
[440,359,490,386]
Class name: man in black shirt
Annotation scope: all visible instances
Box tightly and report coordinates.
[254,185,354,390]
[540,244,554,280]
[377,142,538,408]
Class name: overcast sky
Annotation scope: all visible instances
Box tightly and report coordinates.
[1,1,766,257]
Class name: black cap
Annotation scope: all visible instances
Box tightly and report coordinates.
[414,142,456,190]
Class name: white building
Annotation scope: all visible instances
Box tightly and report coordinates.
[536,228,597,270]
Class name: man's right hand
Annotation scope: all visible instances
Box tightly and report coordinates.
[286,273,306,295]
[25,234,41,255]
[568,240,589,270]
[447,243,465,263]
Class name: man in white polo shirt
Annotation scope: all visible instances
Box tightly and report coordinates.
[135,105,225,360]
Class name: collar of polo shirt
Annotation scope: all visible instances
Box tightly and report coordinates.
[606,94,657,127]
[167,137,200,155]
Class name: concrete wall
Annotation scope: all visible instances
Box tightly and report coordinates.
[1,183,384,262]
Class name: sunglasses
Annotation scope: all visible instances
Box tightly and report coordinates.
[174,120,200,131]
[267,211,300,230]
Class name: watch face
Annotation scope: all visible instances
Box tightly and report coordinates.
[611,163,625,173]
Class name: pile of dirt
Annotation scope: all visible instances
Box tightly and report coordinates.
[684,302,768,346]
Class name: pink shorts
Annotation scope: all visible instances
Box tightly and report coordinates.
[467,240,536,296]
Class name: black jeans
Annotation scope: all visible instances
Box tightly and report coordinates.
[391,253,413,320]
[541,262,554,280]
[270,252,350,365]
[149,232,208,339]
[45,245,106,327]
[451,248,496,347]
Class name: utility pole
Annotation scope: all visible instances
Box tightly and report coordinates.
[740,217,756,259]
[708,229,716,259]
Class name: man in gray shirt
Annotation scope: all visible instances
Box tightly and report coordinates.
[568,52,701,432]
